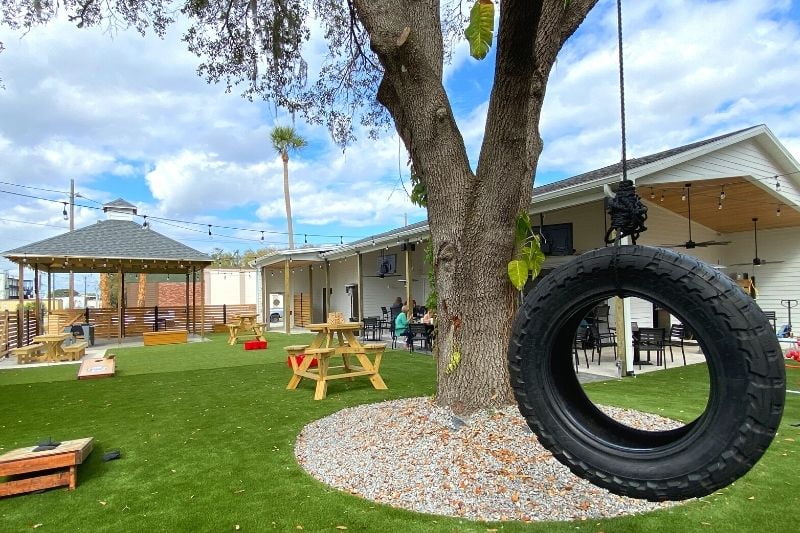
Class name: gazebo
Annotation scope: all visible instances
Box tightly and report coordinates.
[2,199,213,346]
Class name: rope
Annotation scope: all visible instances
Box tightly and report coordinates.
[604,180,648,244]
[606,0,648,245]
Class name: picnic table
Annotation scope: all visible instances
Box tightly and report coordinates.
[32,333,70,362]
[286,322,387,400]
[0,437,93,497]
[227,313,265,345]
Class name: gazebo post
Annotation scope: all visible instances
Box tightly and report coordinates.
[34,264,40,336]
[200,267,206,339]
[118,265,124,344]
[356,252,364,321]
[404,245,412,308]
[185,269,190,333]
[47,270,52,316]
[17,262,24,348]
[192,267,197,335]
[308,265,314,323]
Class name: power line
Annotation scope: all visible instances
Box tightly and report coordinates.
[0,180,71,196]
[0,217,68,229]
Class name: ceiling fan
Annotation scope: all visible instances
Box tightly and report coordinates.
[729,218,785,267]
[660,183,731,249]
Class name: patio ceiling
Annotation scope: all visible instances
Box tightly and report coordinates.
[641,177,800,233]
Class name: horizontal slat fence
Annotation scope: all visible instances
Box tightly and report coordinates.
[1,305,256,350]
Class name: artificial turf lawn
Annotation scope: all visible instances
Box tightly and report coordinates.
[0,333,797,532]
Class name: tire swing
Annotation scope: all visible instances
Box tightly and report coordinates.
[508,1,785,501]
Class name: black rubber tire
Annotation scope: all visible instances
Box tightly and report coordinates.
[508,245,785,501]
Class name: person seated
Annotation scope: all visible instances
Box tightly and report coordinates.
[389,296,403,320]
[421,310,433,324]
[394,305,412,348]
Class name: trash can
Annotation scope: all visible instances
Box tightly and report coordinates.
[81,324,95,346]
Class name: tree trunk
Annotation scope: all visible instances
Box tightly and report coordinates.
[282,151,295,248]
[99,273,111,308]
[353,0,598,413]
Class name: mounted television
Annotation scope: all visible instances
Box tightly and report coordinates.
[532,223,574,256]
[377,254,397,276]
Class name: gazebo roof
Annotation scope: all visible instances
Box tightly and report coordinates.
[3,219,212,273]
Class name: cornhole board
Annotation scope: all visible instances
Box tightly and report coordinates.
[0,437,93,497]
[77,356,116,380]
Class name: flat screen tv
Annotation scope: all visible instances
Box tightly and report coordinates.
[377,254,397,276]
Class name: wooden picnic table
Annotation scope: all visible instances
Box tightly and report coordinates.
[227,313,265,345]
[0,437,93,497]
[32,333,70,362]
[286,322,387,400]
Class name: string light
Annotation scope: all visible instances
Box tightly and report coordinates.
[777,206,781,217]
[62,203,68,220]
[649,187,655,199]
[208,225,212,238]
[304,234,308,244]
[340,236,343,244]
[775,176,781,191]
[718,198,723,210]
[142,215,149,229]
[660,191,664,202]
[720,186,726,201]
[681,187,686,201]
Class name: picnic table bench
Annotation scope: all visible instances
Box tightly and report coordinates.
[285,322,387,400]
[10,343,45,364]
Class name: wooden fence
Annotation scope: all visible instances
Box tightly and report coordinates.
[0,304,255,350]
[0,310,42,356]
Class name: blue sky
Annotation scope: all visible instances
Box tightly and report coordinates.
[1,0,799,289]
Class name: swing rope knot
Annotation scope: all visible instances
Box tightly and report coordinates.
[604,180,648,245]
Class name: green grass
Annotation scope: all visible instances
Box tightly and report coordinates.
[0,334,798,532]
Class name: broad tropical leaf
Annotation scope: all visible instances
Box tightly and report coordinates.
[464,0,495,60]
[521,240,546,279]
[515,211,533,250]
[508,259,529,291]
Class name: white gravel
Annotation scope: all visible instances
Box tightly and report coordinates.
[295,397,685,523]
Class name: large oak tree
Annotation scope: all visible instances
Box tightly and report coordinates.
[2,0,599,412]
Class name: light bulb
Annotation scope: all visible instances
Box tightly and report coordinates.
[62,203,68,220]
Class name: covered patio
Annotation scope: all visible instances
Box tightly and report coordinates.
[2,199,213,354]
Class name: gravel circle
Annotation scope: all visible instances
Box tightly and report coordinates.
[295,397,686,522]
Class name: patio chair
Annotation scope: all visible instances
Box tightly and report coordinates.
[636,327,667,369]
[764,311,777,332]
[591,319,617,364]
[361,317,380,341]
[665,324,687,366]
[389,321,398,349]
[573,324,593,370]
[407,323,429,352]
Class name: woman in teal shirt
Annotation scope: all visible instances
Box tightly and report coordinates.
[394,305,410,348]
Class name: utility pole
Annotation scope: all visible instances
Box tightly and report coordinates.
[69,178,75,309]
[84,275,88,307]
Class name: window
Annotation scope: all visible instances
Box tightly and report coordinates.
[532,223,574,256]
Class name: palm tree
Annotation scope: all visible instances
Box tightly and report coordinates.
[270,126,307,248]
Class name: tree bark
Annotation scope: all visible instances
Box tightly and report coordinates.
[282,151,295,248]
[352,0,598,413]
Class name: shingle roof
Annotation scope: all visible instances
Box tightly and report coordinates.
[104,198,137,209]
[532,125,761,195]
[345,220,429,247]
[3,219,211,262]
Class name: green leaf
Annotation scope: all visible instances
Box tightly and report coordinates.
[508,259,529,291]
[521,240,546,279]
[464,0,495,60]
[515,211,532,249]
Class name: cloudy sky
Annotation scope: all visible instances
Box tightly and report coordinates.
[1,0,799,290]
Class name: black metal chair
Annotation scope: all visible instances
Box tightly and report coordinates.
[636,327,666,368]
[362,317,380,341]
[573,324,593,370]
[389,321,398,349]
[407,323,429,352]
[764,311,777,332]
[665,324,687,366]
[591,319,617,364]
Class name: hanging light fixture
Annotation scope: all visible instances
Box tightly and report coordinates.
[718,198,723,210]
[649,187,655,199]
[777,206,782,217]
[681,187,686,201]
[775,176,781,191]
[142,215,149,229]
[660,190,665,202]
[720,186,726,201]
[62,202,68,220]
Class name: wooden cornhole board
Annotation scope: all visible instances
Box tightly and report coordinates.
[0,438,93,497]
[77,356,116,380]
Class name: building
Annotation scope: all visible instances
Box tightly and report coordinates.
[254,125,800,342]
[0,272,33,300]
